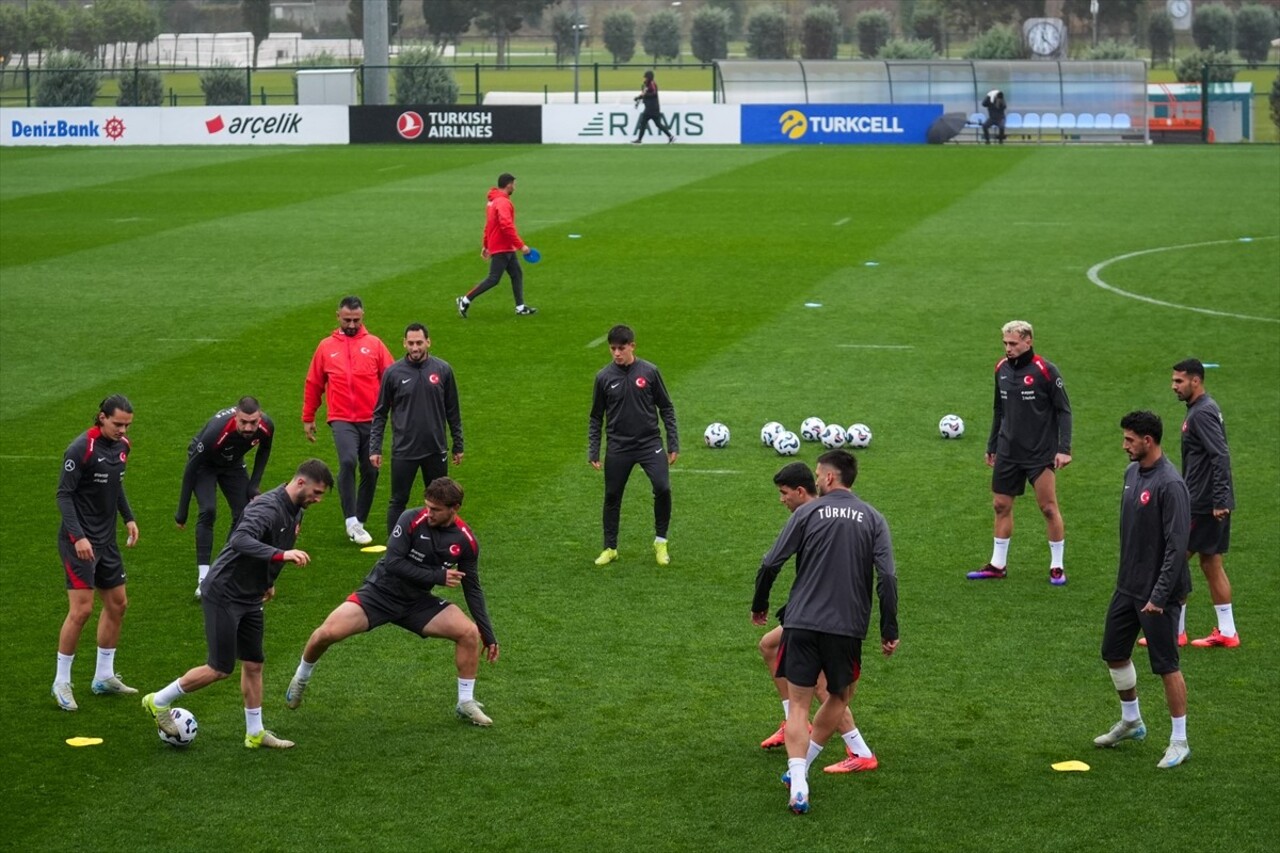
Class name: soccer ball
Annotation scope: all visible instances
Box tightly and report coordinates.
[704,422,730,448]
[939,414,965,439]
[846,423,872,448]
[800,417,826,442]
[773,430,801,456]
[760,421,784,447]
[158,707,198,748]
[819,423,847,449]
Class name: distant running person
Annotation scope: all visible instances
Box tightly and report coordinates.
[285,477,499,727]
[969,320,1073,585]
[456,173,537,318]
[176,397,275,599]
[588,324,679,567]
[633,70,674,143]
[52,395,140,711]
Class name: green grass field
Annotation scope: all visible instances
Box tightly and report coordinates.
[1,143,1277,852]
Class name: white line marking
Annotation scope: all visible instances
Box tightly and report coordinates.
[674,469,742,474]
[1087,237,1280,323]
[376,165,404,172]
[586,335,606,348]
[834,217,850,226]
[1012,221,1069,226]
[111,217,148,223]
[837,344,915,350]
[156,338,227,342]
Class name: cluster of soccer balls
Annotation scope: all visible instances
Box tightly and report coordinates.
[703,414,965,455]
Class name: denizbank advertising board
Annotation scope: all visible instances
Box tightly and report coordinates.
[742,104,943,144]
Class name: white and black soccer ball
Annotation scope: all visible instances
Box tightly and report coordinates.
[773,430,801,456]
[846,423,872,449]
[704,422,730,448]
[158,707,198,748]
[819,423,847,449]
[760,421,784,447]
[939,414,965,439]
[800,417,826,442]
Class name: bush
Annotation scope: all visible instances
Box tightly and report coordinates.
[35,51,100,107]
[200,63,247,105]
[1271,72,1280,133]
[116,66,163,106]
[1235,3,1278,68]
[642,10,681,62]
[746,6,788,59]
[855,9,892,59]
[1083,39,1140,60]
[965,24,1023,60]
[602,9,636,65]
[395,46,458,105]
[1148,13,1175,66]
[1192,3,1234,53]
[690,7,730,65]
[801,5,840,60]
[911,5,944,55]
[878,38,937,60]
[1175,48,1236,84]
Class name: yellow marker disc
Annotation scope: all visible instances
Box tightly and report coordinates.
[360,545,387,553]
[1051,760,1090,772]
[66,737,104,747]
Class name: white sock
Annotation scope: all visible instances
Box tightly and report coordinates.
[295,659,315,680]
[457,677,475,704]
[654,536,667,544]
[55,652,74,683]
[515,304,526,312]
[1171,715,1187,741]
[1215,603,1236,637]
[1048,539,1064,569]
[460,296,470,306]
[155,679,186,707]
[805,739,823,768]
[990,538,1010,568]
[1178,606,1186,636]
[787,757,808,797]
[841,728,872,757]
[781,699,790,718]
[345,516,358,529]
[245,706,263,736]
[1121,698,1141,723]
[94,647,117,681]
[197,564,210,584]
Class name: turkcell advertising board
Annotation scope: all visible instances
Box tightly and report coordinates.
[542,104,739,144]
[741,104,943,145]
[2,106,348,146]
[349,106,540,143]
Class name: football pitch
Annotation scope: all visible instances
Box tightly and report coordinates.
[1,142,1277,852]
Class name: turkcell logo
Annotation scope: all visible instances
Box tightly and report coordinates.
[9,116,126,141]
[743,104,943,145]
[578,111,704,138]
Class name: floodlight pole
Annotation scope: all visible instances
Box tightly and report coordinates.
[573,0,581,104]
[364,0,390,105]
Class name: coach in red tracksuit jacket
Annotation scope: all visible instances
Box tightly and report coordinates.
[303,295,394,545]
[455,173,537,318]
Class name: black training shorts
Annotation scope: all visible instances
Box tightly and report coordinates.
[202,596,265,673]
[776,627,862,694]
[348,585,452,635]
[1101,591,1182,676]
[1188,513,1230,556]
[59,536,126,591]
[991,456,1053,498]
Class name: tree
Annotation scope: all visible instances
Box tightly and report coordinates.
[801,5,840,60]
[1149,13,1174,66]
[643,10,680,63]
[422,0,474,49]
[745,5,788,59]
[879,38,937,59]
[24,0,67,70]
[1175,48,1235,84]
[602,9,636,66]
[396,45,459,104]
[1235,4,1279,68]
[550,8,586,68]
[1192,3,1234,53]
[241,0,271,69]
[911,3,945,55]
[0,3,28,78]
[706,0,745,37]
[965,23,1023,59]
[36,50,100,106]
[1270,71,1280,134]
[472,0,549,69]
[690,6,730,65]
[98,0,155,70]
[64,5,104,63]
[1061,0,1142,40]
[855,9,892,59]
[940,0,1042,35]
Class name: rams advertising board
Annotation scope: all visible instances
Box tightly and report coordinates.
[1,106,348,145]
[542,104,739,144]
[741,104,943,145]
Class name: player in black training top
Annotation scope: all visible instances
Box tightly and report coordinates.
[1094,411,1192,770]
[633,70,674,143]
[175,396,275,599]
[142,459,332,749]
[969,320,1073,585]
[52,395,140,712]
[369,323,464,537]
[588,324,679,567]
[284,477,500,727]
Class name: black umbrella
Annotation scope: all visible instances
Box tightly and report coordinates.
[927,112,972,144]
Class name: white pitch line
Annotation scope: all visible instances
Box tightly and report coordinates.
[673,468,742,474]
[586,335,606,348]
[837,344,915,349]
[157,338,227,342]
[1087,237,1280,324]
[833,217,850,226]
[376,165,405,172]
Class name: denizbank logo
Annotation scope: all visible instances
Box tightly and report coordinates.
[9,115,126,141]
[744,104,943,145]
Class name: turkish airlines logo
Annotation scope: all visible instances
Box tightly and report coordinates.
[430,373,441,385]
[1140,489,1151,505]
[449,543,462,556]
[397,111,424,139]
[635,377,647,388]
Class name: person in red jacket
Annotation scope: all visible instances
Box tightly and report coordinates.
[456,173,537,318]
[303,295,395,545]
